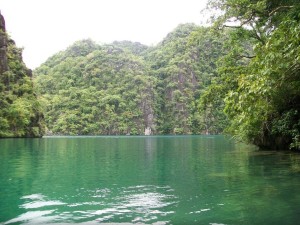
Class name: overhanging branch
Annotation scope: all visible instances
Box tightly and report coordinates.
[269,6,294,16]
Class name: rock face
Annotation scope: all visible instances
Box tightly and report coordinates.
[0,12,45,137]
[0,12,8,74]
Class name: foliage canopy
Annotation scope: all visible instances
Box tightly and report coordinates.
[203,0,300,149]
[35,25,229,135]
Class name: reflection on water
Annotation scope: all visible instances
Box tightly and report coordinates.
[4,210,57,224]
[1,136,300,225]
[4,185,176,225]
[21,194,66,209]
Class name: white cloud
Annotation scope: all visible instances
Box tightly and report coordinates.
[1,0,208,69]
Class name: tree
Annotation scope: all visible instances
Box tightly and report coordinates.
[205,0,300,149]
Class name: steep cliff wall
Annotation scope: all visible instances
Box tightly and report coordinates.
[0,12,8,74]
[0,12,45,137]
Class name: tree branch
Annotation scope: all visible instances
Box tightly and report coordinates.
[222,14,255,29]
[239,55,255,59]
[269,6,294,16]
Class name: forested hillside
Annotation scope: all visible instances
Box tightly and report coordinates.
[146,24,229,134]
[34,0,300,150]
[34,25,229,135]
[35,39,155,135]
[0,12,44,137]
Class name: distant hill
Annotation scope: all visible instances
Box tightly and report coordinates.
[34,24,228,135]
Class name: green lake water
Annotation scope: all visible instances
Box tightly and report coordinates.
[1,135,300,225]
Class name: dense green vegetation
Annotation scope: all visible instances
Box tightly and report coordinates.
[0,13,44,137]
[2,0,294,150]
[146,24,229,134]
[35,25,229,135]
[34,0,300,150]
[202,0,300,149]
[35,39,156,135]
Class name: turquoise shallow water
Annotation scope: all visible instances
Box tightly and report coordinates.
[1,135,300,225]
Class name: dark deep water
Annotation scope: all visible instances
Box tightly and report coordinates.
[1,135,300,225]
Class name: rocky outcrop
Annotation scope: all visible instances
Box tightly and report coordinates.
[0,11,8,74]
[0,12,45,137]
[0,12,5,32]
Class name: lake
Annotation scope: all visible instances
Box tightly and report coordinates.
[1,135,300,225]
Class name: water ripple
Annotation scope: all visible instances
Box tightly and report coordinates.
[5,186,176,224]
[4,210,56,224]
[21,193,66,209]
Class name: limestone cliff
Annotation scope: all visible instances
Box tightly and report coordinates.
[0,12,45,137]
[0,12,8,74]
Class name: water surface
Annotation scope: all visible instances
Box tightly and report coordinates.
[1,136,300,224]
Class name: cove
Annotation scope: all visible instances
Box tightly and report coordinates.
[1,135,300,224]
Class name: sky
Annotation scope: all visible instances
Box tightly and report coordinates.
[1,0,209,69]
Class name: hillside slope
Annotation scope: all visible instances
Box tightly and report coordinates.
[34,24,228,135]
